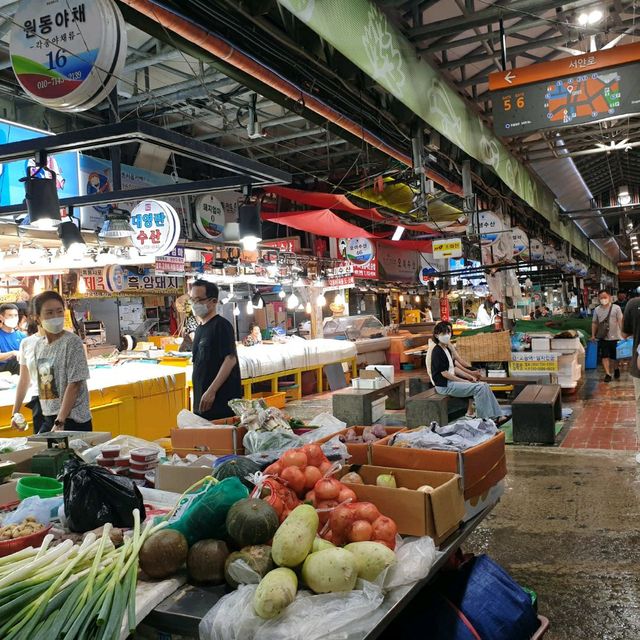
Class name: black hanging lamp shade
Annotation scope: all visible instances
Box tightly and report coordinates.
[58,219,86,259]
[239,203,262,251]
[21,164,61,229]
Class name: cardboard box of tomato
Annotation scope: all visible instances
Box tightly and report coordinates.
[337,464,465,546]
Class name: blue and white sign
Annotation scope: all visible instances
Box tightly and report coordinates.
[346,237,374,266]
[511,228,529,257]
[131,199,180,258]
[478,211,504,246]
[529,239,544,261]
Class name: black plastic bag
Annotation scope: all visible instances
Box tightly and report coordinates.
[62,459,146,533]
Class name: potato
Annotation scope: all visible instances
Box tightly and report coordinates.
[271,505,318,568]
[344,541,396,581]
[253,567,298,619]
[301,548,358,593]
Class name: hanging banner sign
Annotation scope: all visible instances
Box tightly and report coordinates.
[432,238,463,259]
[155,246,185,275]
[194,191,239,241]
[529,238,545,261]
[511,228,529,257]
[11,0,127,112]
[339,237,378,279]
[477,211,504,245]
[75,268,185,297]
[439,297,450,322]
[544,246,558,265]
[378,245,420,283]
[262,236,302,253]
[325,275,355,289]
[131,199,181,257]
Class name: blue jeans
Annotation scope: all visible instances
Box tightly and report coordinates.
[435,381,502,419]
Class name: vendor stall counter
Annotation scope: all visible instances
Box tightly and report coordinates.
[0,363,187,441]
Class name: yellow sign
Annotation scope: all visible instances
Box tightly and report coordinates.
[510,360,559,373]
[433,238,463,259]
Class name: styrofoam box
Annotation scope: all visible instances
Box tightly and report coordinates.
[371,396,388,423]
[366,365,395,384]
[352,377,386,390]
[551,337,581,350]
[531,337,551,351]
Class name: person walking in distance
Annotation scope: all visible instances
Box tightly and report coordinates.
[592,290,623,382]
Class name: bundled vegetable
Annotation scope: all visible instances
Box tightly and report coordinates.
[0,508,162,640]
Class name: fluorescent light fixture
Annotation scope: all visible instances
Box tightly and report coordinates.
[589,8,603,23]
[392,226,405,241]
[578,8,603,25]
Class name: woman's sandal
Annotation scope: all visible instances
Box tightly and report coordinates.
[494,415,510,427]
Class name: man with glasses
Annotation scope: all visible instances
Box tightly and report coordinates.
[189,279,242,420]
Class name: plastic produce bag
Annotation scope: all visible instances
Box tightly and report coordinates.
[62,459,146,533]
[383,536,437,590]
[80,435,165,464]
[243,430,301,454]
[199,581,384,640]
[3,496,64,526]
[308,413,346,431]
[165,476,248,545]
[177,408,213,428]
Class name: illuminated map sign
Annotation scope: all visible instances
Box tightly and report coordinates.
[489,43,640,137]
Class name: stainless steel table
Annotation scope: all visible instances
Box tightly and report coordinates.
[144,502,497,639]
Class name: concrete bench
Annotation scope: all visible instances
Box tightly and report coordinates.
[512,384,562,444]
[405,388,468,428]
[332,381,406,426]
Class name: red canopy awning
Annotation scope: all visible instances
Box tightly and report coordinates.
[377,239,433,253]
[261,209,380,238]
[267,185,387,222]
[266,185,439,234]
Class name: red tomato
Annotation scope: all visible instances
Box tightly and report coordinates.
[338,487,357,503]
[319,460,333,475]
[348,519,373,542]
[315,477,342,500]
[281,449,308,468]
[305,490,316,505]
[281,466,306,496]
[302,444,326,467]
[263,462,282,476]
[372,516,398,545]
[316,499,339,525]
[303,465,323,490]
[353,502,381,523]
[329,504,357,535]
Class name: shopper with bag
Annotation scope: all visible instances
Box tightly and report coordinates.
[12,291,92,432]
[592,290,623,383]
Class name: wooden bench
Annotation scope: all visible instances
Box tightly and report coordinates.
[332,381,406,426]
[405,388,468,428]
[512,384,562,444]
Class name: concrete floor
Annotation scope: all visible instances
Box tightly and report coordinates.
[285,370,640,638]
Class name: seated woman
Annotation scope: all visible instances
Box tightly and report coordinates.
[427,321,508,425]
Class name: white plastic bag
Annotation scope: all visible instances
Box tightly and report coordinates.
[3,496,64,525]
[199,581,385,640]
[308,413,346,430]
[177,409,212,428]
[383,535,437,589]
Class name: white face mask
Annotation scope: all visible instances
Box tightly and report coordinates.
[3,317,18,329]
[439,333,452,345]
[41,317,65,334]
[191,302,210,318]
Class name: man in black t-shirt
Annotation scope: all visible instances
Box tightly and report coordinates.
[189,279,242,420]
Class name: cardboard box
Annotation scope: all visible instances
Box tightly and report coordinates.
[465,480,505,522]
[0,478,18,504]
[155,464,213,493]
[531,337,551,351]
[0,442,48,472]
[371,431,507,500]
[338,464,465,544]
[314,426,405,465]
[170,423,247,457]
